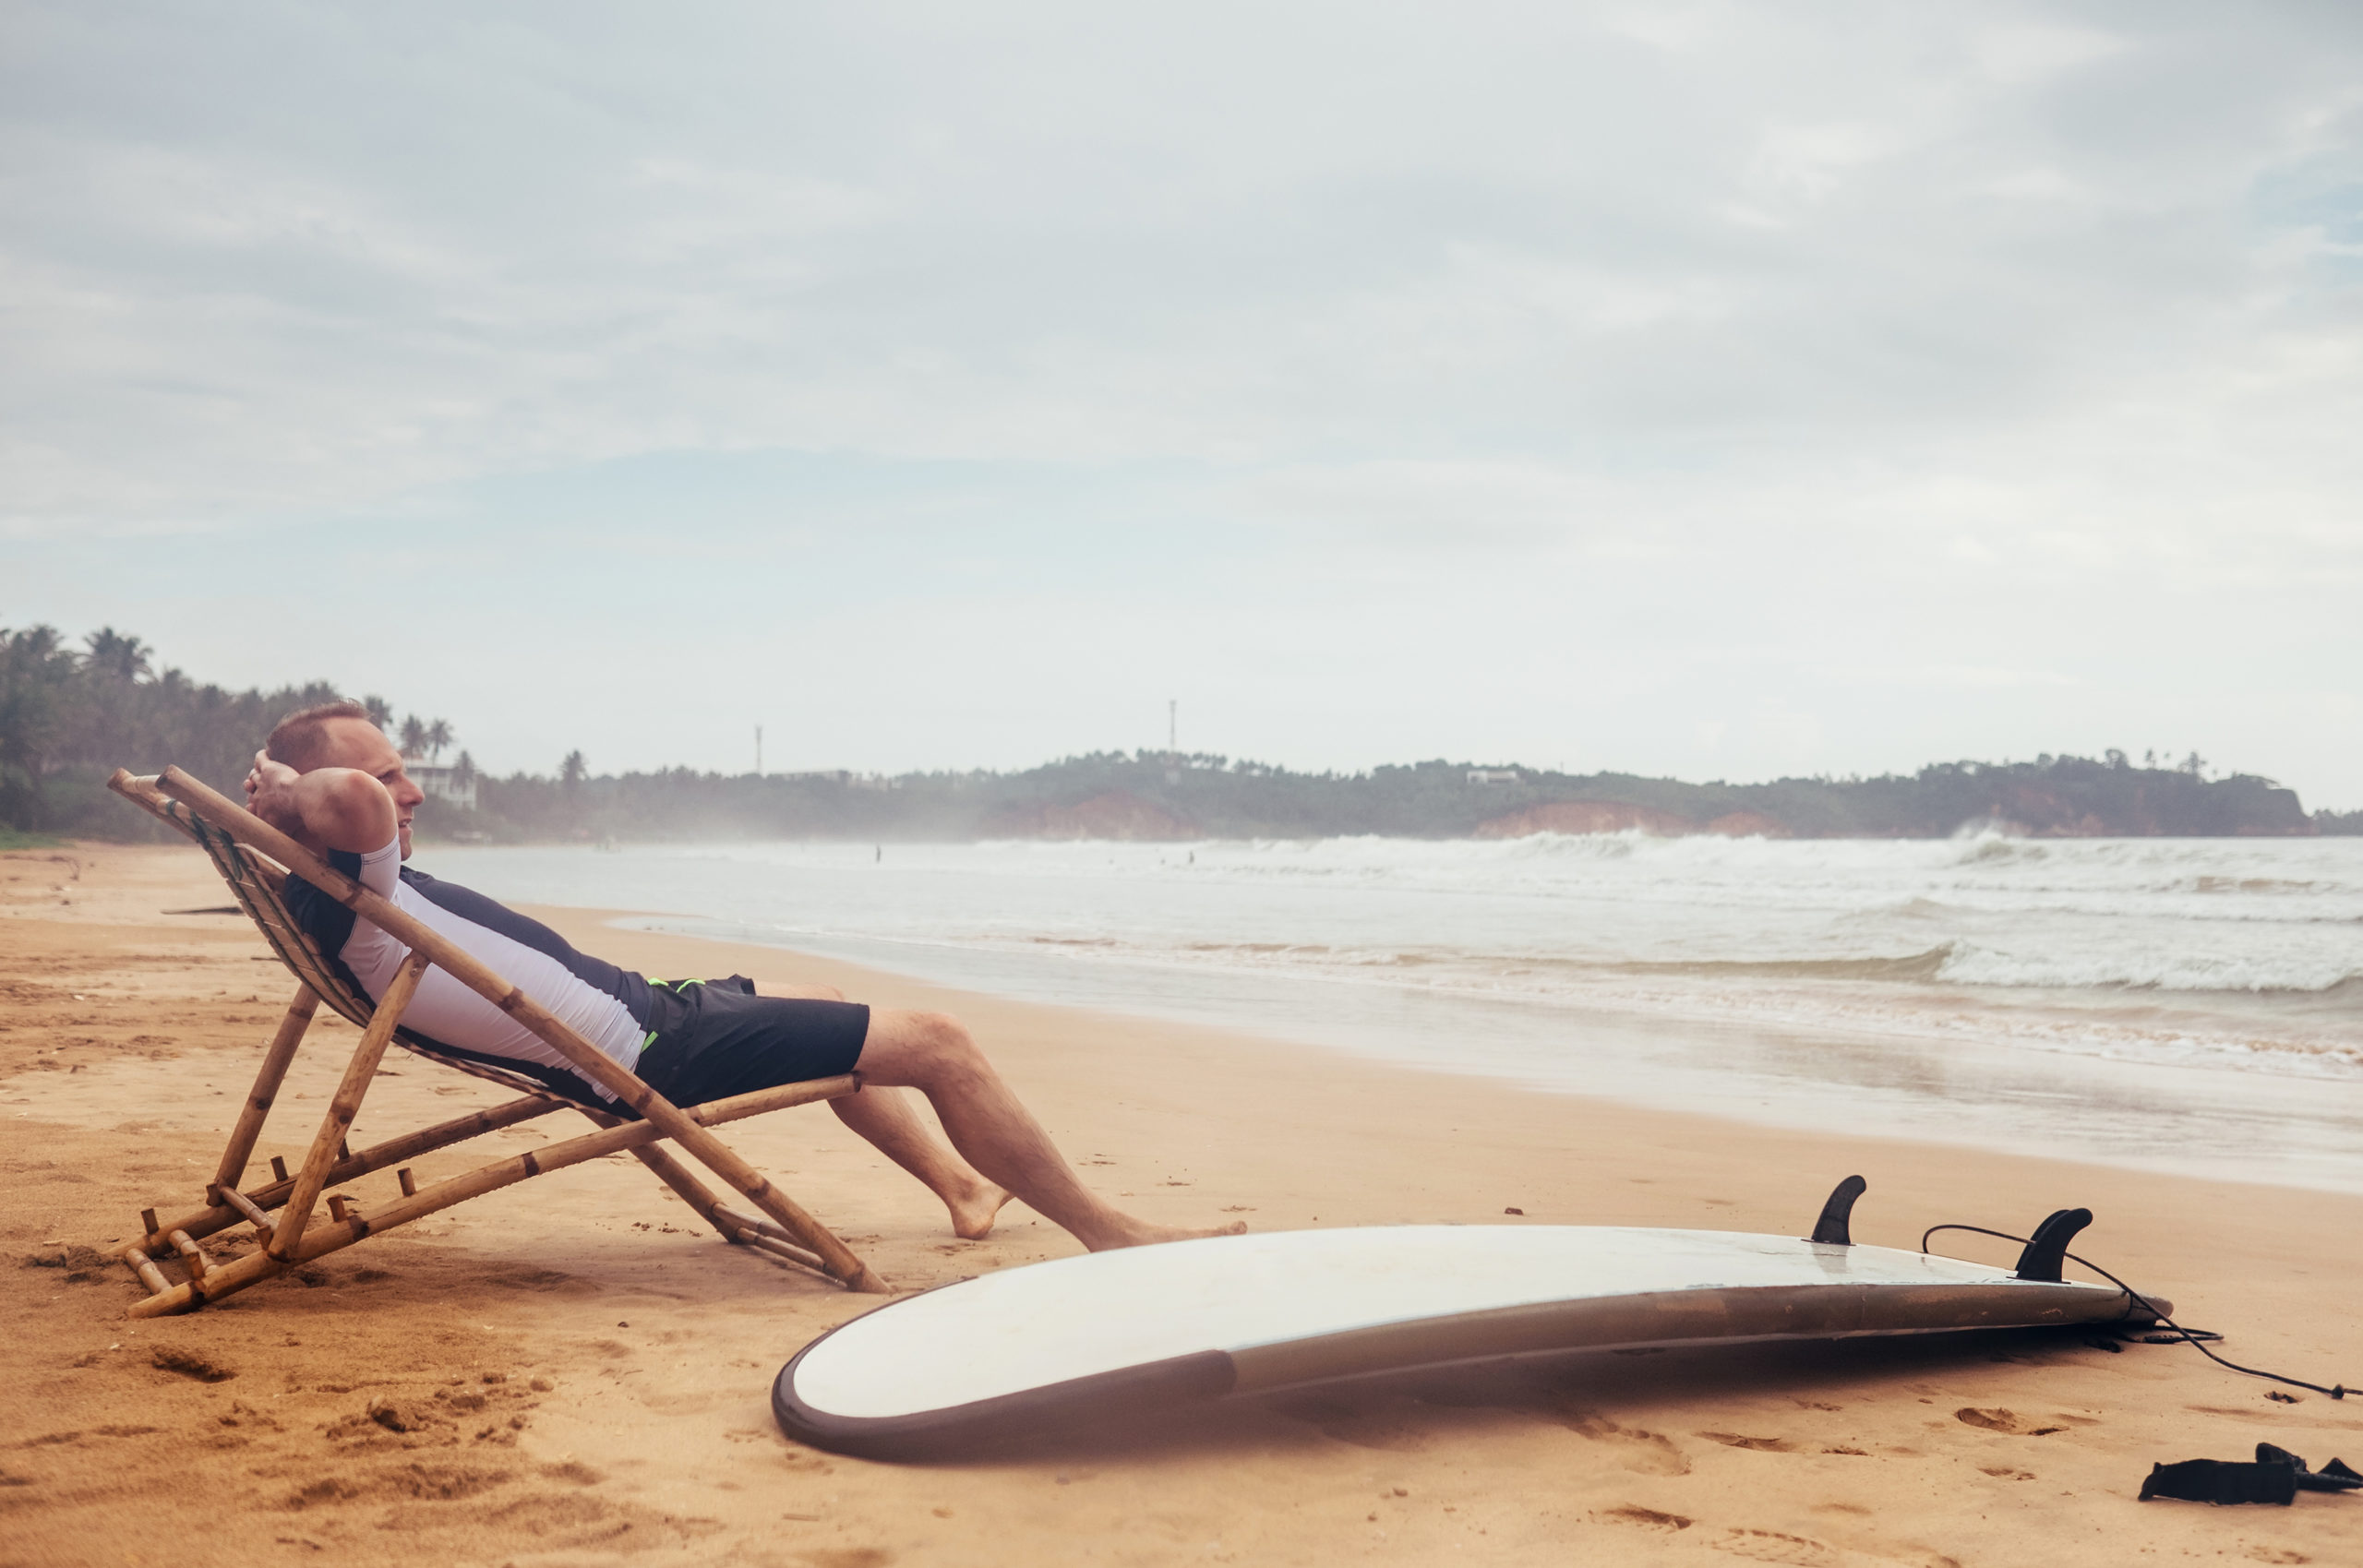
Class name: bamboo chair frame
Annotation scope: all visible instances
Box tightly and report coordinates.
[102,767,889,1316]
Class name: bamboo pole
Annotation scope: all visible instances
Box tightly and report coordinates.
[214,1184,275,1239]
[127,1240,282,1316]
[621,1145,827,1274]
[268,950,429,1262]
[130,1091,568,1257]
[711,1204,829,1272]
[210,986,320,1193]
[738,1232,830,1271]
[571,1103,753,1251]
[155,765,885,1293]
[167,1230,213,1302]
[123,1251,172,1297]
[294,1077,856,1260]
[123,1074,858,1316]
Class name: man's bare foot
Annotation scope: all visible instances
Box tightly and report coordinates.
[1085,1217,1249,1252]
[947,1179,1015,1240]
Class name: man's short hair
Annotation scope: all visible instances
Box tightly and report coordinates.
[267,700,375,772]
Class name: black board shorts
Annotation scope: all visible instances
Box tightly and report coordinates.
[631,976,869,1111]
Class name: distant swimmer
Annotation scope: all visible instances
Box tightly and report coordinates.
[875,844,882,863]
[244,700,1241,1252]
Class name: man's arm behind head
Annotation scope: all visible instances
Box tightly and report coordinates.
[246,752,397,856]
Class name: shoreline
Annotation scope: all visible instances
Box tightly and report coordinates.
[614,910,2363,1198]
[6,843,2362,1565]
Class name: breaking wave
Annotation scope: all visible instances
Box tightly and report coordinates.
[432,831,2363,1090]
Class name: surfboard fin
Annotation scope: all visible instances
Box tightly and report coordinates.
[2013,1207,2093,1282]
[1810,1175,1867,1245]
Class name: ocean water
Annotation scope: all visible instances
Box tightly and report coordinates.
[426,832,2363,1193]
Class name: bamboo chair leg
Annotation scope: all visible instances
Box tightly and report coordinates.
[636,1146,834,1268]
[574,1106,746,1250]
[628,1143,743,1240]
[572,1106,836,1275]
[211,985,320,1194]
[126,1091,565,1263]
[708,1203,829,1273]
[126,1074,854,1316]
[269,951,429,1262]
[652,1120,880,1289]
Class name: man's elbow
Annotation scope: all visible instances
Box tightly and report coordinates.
[310,771,397,851]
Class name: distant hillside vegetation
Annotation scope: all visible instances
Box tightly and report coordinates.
[444,751,2321,844]
[7,620,2348,844]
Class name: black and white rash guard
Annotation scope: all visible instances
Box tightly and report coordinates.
[284,837,654,1101]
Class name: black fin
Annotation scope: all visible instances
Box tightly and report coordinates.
[2013,1207,2092,1283]
[1810,1175,1867,1246]
[2258,1443,2363,1492]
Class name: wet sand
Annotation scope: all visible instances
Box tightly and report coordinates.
[5,843,2360,1566]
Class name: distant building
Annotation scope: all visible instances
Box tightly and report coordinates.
[1468,769,1521,784]
[402,756,478,812]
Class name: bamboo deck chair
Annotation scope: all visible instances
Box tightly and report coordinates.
[102,766,888,1318]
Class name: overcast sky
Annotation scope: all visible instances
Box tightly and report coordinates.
[6,2,2360,802]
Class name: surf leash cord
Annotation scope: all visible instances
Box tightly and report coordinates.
[1918,1223,2350,1402]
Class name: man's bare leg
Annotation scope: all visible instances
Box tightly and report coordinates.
[829,1085,1012,1239]
[758,979,1014,1239]
[854,1009,1242,1251]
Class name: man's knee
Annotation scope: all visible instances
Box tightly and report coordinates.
[871,1009,986,1083]
[911,1010,980,1063]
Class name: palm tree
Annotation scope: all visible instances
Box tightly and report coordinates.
[451,750,476,787]
[82,628,153,682]
[560,750,586,789]
[363,695,394,730]
[399,714,429,759]
[425,718,452,761]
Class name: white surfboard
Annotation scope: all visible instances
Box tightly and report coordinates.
[773,1203,2161,1458]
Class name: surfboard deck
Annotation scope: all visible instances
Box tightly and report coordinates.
[772,1224,2163,1459]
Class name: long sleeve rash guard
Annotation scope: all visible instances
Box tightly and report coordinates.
[283,837,654,1100]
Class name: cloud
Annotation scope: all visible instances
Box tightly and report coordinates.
[2,1,2360,796]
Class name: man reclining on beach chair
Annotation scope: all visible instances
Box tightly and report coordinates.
[246,700,1234,1253]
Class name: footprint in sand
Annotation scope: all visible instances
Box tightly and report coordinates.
[1557,1410,1692,1475]
[1711,1527,1839,1564]
[1593,1504,1692,1532]
[1954,1408,2066,1436]
[1697,1431,1797,1453]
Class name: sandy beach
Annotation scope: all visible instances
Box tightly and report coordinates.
[6,842,2360,1568]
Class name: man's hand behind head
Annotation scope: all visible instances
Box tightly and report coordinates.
[246,750,308,838]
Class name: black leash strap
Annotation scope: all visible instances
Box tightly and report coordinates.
[1919,1223,2351,1402]
[2139,1445,2363,1505]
